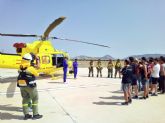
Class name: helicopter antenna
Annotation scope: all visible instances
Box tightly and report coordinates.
[42,16,66,40]
[52,37,111,48]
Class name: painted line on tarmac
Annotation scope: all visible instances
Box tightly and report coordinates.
[46,90,77,123]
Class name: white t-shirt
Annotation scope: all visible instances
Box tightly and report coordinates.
[151,63,160,78]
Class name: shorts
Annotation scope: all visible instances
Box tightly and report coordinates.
[151,77,159,84]
[149,77,152,84]
[122,83,131,92]
[141,78,149,86]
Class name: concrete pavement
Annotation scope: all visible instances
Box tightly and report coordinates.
[0,68,165,123]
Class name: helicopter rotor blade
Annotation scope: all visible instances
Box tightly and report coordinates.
[43,17,66,40]
[52,37,110,48]
[0,33,40,37]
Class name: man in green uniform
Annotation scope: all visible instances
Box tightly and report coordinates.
[96,59,103,77]
[107,59,114,78]
[17,53,42,120]
[88,60,94,77]
[115,59,122,78]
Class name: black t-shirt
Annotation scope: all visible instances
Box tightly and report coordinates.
[121,65,133,84]
[130,63,137,75]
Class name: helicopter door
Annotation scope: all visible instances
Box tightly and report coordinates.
[52,54,64,68]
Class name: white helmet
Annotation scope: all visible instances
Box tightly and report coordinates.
[22,53,33,61]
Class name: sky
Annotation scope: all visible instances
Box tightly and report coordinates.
[0,0,165,59]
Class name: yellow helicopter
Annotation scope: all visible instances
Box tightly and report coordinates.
[0,16,110,78]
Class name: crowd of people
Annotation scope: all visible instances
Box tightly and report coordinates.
[120,56,165,105]
[88,59,122,78]
[88,57,165,105]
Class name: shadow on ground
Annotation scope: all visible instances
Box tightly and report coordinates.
[0,112,23,120]
[0,104,23,120]
[6,82,16,98]
[0,77,17,83]
[99,95,123,100]
[110,90,123,94]
[93,101,122,106]
[0,104,22,112]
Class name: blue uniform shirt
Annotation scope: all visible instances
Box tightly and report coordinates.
[63,59,68,68]
[73,61,78,68]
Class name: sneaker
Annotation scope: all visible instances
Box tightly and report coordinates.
[128,99,132,104]
[24,114,32,120]
[132,95,138,99]
[139,97,146,99]
[151,93,158,96]
[32,114,43,120]
[121,102,129,105]
[146,95,149,98]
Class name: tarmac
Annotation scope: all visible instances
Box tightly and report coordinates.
[0,68,165,123]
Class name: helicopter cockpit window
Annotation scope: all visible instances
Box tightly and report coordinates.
[42,56,50,64]
[52,54,64,68]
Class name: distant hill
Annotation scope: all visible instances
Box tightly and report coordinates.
[125,54,165,59]
[73,54,165,60]
[72,55,115,60]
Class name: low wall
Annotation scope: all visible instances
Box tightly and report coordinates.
[76,60,124,68]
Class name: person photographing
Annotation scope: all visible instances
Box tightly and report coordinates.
[17,53,42,120]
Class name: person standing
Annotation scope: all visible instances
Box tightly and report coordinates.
[88,60,94,77]
[63,57,68,83]
[129,57,139,99]
[107,59,114,78]
[73,59,78,79]
[17,53,42,120]
[115,59,122,78]
[159,56,165,94]
[139,57,149,99]
[96,59,103,77]
[121,60,133,105]
[151,58,160,96]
